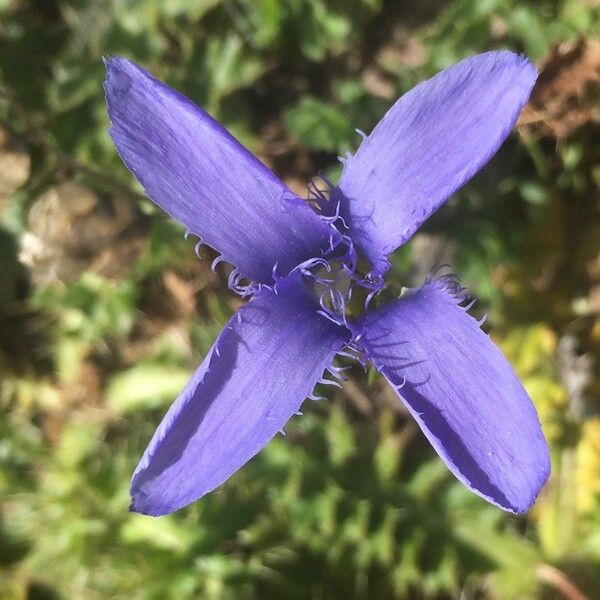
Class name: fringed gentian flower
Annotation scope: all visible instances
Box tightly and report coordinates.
[104,51,550,516]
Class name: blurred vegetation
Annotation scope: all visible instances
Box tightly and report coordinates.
[0,0,599,598]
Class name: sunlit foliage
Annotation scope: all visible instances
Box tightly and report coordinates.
[0,0,598,598]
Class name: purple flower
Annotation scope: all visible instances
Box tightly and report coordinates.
[104,51,550,517]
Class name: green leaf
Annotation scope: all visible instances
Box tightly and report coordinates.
[284,97,349,152]
[106,364,190,413]
[121,513,194,551]
[326,406,355,465]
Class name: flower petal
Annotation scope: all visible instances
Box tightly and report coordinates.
[104,57,333,284]
[332,52,537,273]
[358,280,550,513]
[131,276,349,515]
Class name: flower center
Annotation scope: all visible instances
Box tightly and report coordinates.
[307,258,377,327]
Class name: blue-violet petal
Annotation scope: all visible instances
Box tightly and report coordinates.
[332,51,537,274]
[104,57,334,284]
[358,280,550,513]
[131,275,349,515]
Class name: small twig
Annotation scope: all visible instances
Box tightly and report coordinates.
[51,147,148,202]
[0,83,147,202]
[536,563,590,600]
[340,375,374,417]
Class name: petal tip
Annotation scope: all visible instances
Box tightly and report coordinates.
[516,53,538,90]
[103,56,147,107]
[103,56,130,107]
[476,50,538,99]
[129,485,171,517]
[103,55,127,82]
[500,441,551,515]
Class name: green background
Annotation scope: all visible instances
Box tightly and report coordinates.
[0,0,599,598]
